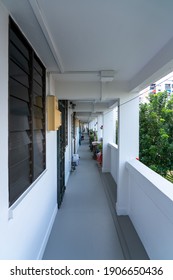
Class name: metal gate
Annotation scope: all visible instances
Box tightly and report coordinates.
[57,100,68,208]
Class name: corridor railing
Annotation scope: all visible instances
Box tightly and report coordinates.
[108,143,173,259]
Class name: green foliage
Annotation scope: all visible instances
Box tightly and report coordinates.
[98,142,102,151]
[90,133,94,141]
[139,91,173,178]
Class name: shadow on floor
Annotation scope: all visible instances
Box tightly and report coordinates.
[99,171,149,260]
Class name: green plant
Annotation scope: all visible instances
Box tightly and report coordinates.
[98,143,102,151]
[90,134,94,141]
[139,91,173,178]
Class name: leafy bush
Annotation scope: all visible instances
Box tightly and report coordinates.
[139,91,173,178]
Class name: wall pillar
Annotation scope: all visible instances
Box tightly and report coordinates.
[116,96,139,215]
[89,120,95,131]
[102,110,115,172]
[97,114,103,141]
[0,3,10,247]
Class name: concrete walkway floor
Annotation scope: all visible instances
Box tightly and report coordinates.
[43,136,148,260]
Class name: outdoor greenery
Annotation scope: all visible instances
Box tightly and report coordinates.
[89,129,98,151]
[139,91,173,182]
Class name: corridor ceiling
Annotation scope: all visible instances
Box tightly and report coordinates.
[2,0,173,122]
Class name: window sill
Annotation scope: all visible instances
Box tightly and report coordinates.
[8,169,48,220]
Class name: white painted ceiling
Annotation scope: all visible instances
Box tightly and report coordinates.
[2,0,173,121]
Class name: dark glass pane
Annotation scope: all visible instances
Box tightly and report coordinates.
[9,97,30,131]
[34,151,44,179]
[9,179,30,206]
[33,69,42,86]
[33,118,43,130]
[9,160,30,206]
[9,131,31,149]
[10,160,30,184]
[9,29,29,60]
[33,95,43,108]
[34,145,44,160]
[33,80,42,96]
[10,159,30,183]
[10,115,30,131]
[33,130,43,143]
[9,145,30,167]
[33,57,43,75]
[9,78,29,102]
[33,131,45,179]
[9,42,29,73]
[9,18,46,206]
[33,106,43,119]
[9,60,29,87]
[10,96,29,116]
[34,165,44,180]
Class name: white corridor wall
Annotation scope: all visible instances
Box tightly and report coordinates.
[0,4,58,259]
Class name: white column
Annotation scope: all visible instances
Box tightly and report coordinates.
[89,120,95,131]
[93,118,97,132]
[102,110,115,172]
[97,114,103,140]
[116,96,139,215]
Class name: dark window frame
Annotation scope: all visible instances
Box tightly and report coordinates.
[8,17,46,206]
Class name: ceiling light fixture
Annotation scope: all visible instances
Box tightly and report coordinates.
[100,70,115,82]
